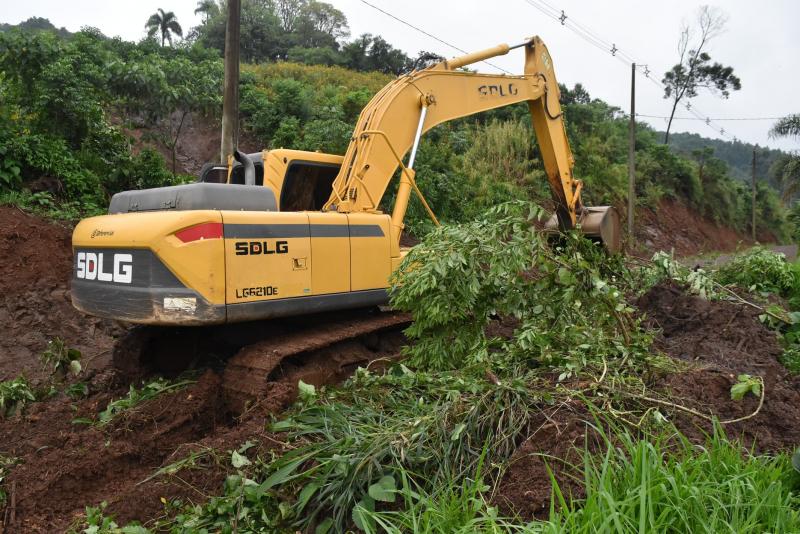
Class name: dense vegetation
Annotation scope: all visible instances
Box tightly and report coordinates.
[665,131,785,182]
[0,14,793,239]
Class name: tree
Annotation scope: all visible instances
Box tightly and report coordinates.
[341,34,409,74]
[294,1,349,49]
[661,6,741,145]
[195,0,282,62]
[769,114,800,204]
[145,8,183,47]
[194,0,220,24]
[770,114,800,140]
[266,0,307,32]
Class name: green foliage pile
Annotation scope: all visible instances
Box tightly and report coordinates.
[391,201,645,374]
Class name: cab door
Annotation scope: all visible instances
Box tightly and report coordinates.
[222,211,311,304]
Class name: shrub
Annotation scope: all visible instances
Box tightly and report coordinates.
[715,246,799,297]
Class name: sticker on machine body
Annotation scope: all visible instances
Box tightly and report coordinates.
[72,248,186,288]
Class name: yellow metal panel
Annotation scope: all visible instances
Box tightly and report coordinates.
[307,212,350,295]
[348,213,391,291]
[72,210,226,305]
[221,211,311,303]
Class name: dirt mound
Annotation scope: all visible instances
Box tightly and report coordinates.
[496,281,800,521]
[635,198,773,257]
[0,206,120,381]
[494,400,604,520]
[1,371,286,532]
[637,281,800,452]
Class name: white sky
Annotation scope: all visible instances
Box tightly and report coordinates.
[1,0,798,151]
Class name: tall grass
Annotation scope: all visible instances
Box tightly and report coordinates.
[548,426,800,533]
[263,368,538,532]
[360,425,800,534]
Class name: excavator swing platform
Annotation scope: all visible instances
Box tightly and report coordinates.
[70,36,621,412]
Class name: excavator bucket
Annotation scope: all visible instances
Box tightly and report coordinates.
[546,206,622,253]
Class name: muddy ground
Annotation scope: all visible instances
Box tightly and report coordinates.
[0,206,797,532]
[494,280,800,519]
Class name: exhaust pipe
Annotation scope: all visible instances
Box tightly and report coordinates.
[233,150,256,186]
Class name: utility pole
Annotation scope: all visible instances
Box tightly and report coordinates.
[751,148,757,241]
[628,63,636,243]
[220,0,241,163]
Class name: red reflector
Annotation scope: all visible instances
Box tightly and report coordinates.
[175,222,223,243]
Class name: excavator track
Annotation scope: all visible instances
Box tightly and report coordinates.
[222,310,410,414]
[110,308,411,415]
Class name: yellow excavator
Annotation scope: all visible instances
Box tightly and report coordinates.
[71,37,620,408]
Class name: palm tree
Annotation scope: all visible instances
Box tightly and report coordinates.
[145,8,183,47]
[769,114,800,204]
[194,0,220,24]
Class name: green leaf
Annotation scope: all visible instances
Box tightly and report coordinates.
[257,456,307,494]
[730,374,760,401]
[231,450,251,469]
[296,482,320,513]
[352,495,375,531]
[315,518,334,534]
[69,359,82,376]
[367,475,396,503]
[450,422,466,441]
[298,380,316,402]
[792,448,800,473]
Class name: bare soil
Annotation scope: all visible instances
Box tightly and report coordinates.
[0,206,120,382]
[635,198,775,257]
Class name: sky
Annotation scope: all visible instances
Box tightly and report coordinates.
[1,0,798,151]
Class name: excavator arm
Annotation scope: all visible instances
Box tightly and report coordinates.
[323,36,620,252]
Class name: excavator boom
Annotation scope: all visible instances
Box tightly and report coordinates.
[323,36,620,252]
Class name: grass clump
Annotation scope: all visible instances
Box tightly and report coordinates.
[0,377,36,417]
[264,368,538,532]
[95,378,194,426]
[40,337,82,377]
[546,426,800,533]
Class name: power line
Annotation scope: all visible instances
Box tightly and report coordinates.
[637,113,783,122]
[518,0,743,140]
[357,0,513,75]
